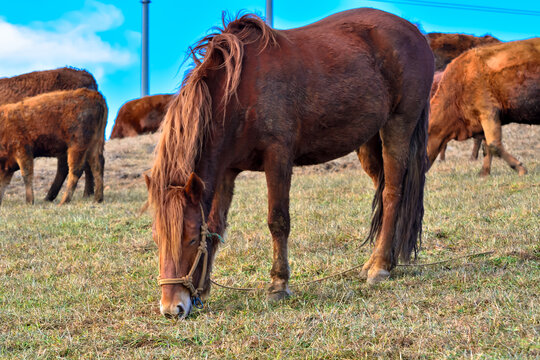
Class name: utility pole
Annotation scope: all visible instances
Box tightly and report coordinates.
[141,0,150,97]
[266,0,273,27]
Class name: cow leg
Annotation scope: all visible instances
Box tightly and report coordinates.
[439,143,447,161]
[357,134,383,188]
[470,136,483,161]
[264,146,293,301]
[481,112,527,176]
[87,147,104,203]
[59,148,87,205]
[0,171,14,206]
[45,155,68,201]
[16,155,35,204]
[479,146,493,176]
[83,163,95,197]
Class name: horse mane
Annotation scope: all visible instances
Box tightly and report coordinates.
[148,13,278,265]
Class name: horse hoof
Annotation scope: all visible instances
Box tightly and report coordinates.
[267,288,291,302]
[360,267,369,279]
[366,269,390,285]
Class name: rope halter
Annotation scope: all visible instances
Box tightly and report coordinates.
[157,203,223,308]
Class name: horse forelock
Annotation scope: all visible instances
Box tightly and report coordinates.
[148,13,277,267]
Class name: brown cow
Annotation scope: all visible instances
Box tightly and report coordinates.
[428,38,540,176]
[0,67,97,103]
[427,33,500,162]
[427,32,501,71]
[432,70,485,161]
[0,67,99,199]
[110,94,172,138]
[0,89,107,205]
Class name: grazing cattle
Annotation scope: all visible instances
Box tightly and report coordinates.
[426,33,500,162]
[146,10,433,318]
[430,71,485,161]
[0,67,99,198]
[110,94,173,139]
[0,89,107,205]
[428,38,540,176]
[427,32,501,71]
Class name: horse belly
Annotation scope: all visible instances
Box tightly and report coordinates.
[293,118,384,166]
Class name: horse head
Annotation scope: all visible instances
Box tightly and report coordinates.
[146,172,219,319]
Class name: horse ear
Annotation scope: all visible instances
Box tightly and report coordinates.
[144,173,152,189]
[184,173,204,205]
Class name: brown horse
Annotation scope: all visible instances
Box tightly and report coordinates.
[0,67,99,200]
[110,94,173,139]
[427,32,501,71]
[0,88,107,205]
[146,10,433,318]
[428,37,540,175]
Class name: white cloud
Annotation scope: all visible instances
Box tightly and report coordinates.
[0,0,135,82]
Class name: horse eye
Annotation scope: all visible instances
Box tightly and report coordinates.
[189,239,197,246]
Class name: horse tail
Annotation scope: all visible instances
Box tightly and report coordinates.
[366,102,429,266]
[392,102,428,264]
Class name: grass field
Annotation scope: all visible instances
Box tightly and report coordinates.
[1,125,539,359]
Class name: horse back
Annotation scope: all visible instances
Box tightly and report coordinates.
[231,8,433,165]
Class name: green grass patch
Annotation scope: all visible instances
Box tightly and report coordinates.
[0,133,539,359]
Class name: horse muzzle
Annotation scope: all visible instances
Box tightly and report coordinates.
[160,285,192,319]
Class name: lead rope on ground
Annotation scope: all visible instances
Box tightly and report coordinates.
[210,250,494,293]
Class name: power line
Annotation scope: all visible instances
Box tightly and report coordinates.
[364,0,540,16]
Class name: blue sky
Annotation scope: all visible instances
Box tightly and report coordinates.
[1,0,538,138]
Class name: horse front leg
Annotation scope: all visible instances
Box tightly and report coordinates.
[264,149,292,301]
[208,169,241,236]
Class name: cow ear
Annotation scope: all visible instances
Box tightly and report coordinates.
[144,173,152,189]
[184,173,204,205]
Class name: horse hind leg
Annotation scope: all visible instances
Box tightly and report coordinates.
[59,147,87,205]
[356,134,383,188]
[263,145,293,301]
[45,155,68,201]
[362,107,427,285]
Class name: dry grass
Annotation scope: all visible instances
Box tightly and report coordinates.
[1,124,539,359]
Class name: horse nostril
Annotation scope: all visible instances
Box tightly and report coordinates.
[177,304,185,318]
